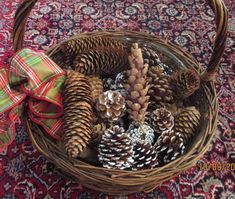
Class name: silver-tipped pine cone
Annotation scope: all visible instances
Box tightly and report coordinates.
[155,129,185,164]
[62,70,93,158]
[171,69,201,99]
[73,47,128,76]
[174,106,201,144]
[124,43,150,123]
[126,122,155,145]
[148,66,174,108]
[152,108,174,133]
[132,142,159,170]
[96,90,126,122]
[98,125,134,169]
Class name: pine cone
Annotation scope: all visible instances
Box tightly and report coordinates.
[61,36,124,57]
[89,75,104,103]
[142,47,162,67]
[73,47,128,76]
[155,129,185,164]
[171,69,201,99]
[98,125,134,169]
[89,123,107,149]
[132,142,159,170]
[96,90,126,122]
[174,106,201,144]
[124,43,150,123]
[126,122,155,145]
[152,108,174,133]
[62,70,93,158]
[49,50,73,70]
[148,66,174,108]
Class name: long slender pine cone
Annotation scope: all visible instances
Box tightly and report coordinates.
[174,106,201,144]
[61,36,124,57]
[73,47,129,76]
[124,43,150,123]
[62,70,93,158]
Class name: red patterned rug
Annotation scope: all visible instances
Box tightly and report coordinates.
[0,0,234,198]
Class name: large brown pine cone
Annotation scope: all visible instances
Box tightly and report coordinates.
[61,36,124,57]
[62,70,93,158]
[73,47,128,76]
[98,125,134,169]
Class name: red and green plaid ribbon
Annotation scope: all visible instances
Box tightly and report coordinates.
[0,48,65,152]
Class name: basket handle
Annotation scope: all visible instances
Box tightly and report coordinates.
[13,0,228,81]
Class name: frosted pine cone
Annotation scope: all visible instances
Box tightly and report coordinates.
[152,108,174,133]
[155,129,185,164]
[126,122,155,145]
[174,106,201,144]
[124,43,150,123]
[132,142,159,170]
[148,66,174,108]
[98,126,134,169]
[171,69,201,100]
[96,90,126,122]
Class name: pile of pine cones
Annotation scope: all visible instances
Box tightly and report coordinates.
[54,36,202,170]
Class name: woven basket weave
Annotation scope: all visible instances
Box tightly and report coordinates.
[13,0,228,195]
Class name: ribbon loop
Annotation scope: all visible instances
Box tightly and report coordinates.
[0,48,65,152]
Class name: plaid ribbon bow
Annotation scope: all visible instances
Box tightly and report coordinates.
[0,48,65,152]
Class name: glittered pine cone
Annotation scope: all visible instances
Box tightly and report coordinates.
[98,125,134,169]
[62,70,93,158]
[126,122,155,145]
[171,69,201,100]
[96,90,126,122]
[154,129,185,165]
[132,142,159,170]
[148,66,174,108]
[73,47,129,76]
[174,106,201,144]
[152,108,174,133]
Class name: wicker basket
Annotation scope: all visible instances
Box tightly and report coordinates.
[13,0,228,195]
